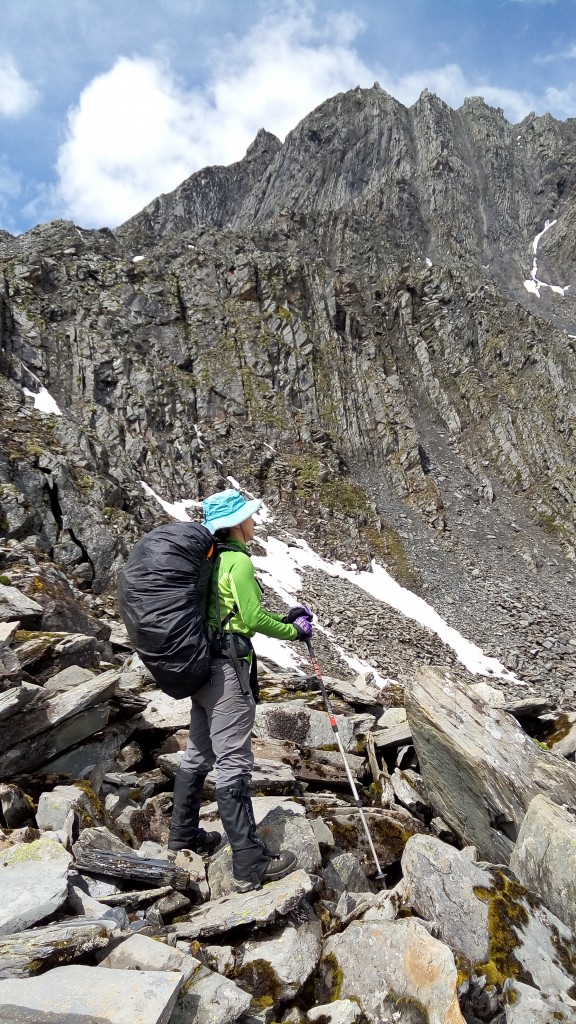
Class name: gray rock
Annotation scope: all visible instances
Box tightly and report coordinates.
[321,918,465,1023]
[323,852,375,895]
[99,933,196,975]
[203,944,234,975]
[208,808,321,899]
[402,833,576,1001]
[159,751,297,794]
[405,667,576,863]
[238,907,322,1003]
[510,794,576,933]
[171,869,314,938]
[544,711,576,757]
[0,683,42,723]
[200,795,305,838]
[254,701,374,752]
[0,621,20,644]
[0,586,42,624]
[170,961,252,1024]
[0,837,71,936]
[307,1000,364,1024]
[0,965,182,1023]
[503,979,576,1022]
[0,919,112,980]
[43,665,96,692]
[67,884,128,929]
[36,784,104,832]
[0,784,34,828]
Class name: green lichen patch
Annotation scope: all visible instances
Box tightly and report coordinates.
[473,871,535,988]
[234,957,283,1009]
[320,951,343,1002]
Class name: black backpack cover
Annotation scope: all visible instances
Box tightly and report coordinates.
[118,521,217,699]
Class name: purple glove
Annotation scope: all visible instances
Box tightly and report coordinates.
[292,616,313,641]
[284,604,313,623]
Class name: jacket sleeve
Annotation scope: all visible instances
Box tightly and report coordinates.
[228,553,299,641]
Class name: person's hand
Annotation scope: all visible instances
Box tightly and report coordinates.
[292,616,313,641]
[284,604,312,623]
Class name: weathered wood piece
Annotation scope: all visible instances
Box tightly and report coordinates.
[0,672,117,753]
[97,885,173,907]
[405,667,576,863]
[0,704,111,779]
[0,920,111,979]
[73,847,190,891]
[366,732,395,807]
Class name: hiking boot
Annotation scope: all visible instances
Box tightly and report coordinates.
[168,767,221,855]
[216,775,297,892]
[232,848,298,892]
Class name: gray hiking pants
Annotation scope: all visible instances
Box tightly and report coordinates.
[180,657,255,787]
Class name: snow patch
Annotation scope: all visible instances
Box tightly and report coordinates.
[140,481,201,521]
[524,219,569,299]
[253,536,524,684]
[132,255,145,263]
[22,386,62,416]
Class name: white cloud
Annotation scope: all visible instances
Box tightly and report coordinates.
[0,54,37,117]
[0,158,22,231]
[53,0,563,230]
[55,5,377,228]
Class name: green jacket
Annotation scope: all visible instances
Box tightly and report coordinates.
[206,540,298,641]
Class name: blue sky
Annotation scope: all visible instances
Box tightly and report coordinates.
[1,0,575,234]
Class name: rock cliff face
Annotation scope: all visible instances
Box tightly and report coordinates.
[2,86,576,698]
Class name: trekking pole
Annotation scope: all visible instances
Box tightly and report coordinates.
[306,639,386,881]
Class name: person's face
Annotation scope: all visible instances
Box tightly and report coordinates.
[240,516,255,541]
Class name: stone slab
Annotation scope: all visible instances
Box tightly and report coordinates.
[171,868,314,938]
[0,965,181,1023]
[0,837,71,936]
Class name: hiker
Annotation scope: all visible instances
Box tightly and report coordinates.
[168,488,313,892]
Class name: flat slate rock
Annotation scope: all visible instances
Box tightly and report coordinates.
[0,965,182,1024]
[405,667,576,864]
[170,868,313,938]
[0,587,42,624]
[510,794,576,934]
[0,838,71,936]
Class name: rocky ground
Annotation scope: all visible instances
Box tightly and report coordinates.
[1,542,576,1023]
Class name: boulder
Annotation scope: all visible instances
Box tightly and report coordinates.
[36,783,104,832]
[171,869,314,939]
[0,964,182,1023]
[236,904,322,1003]
[99,933,196,975]
[307,1001,364,1024]
[405,667,576,863]
[401,834,576,1002]
[0,586,42,625]
[322,852,375,895]
[171,961,252,1024]
[0,837,71,936]
[208,808,321,899]
[200,795,305,838]
[254,701,374,752]
[321,918,465,1023]
[43,665,96,692]
[0,682,42,723]
[510,795,576,933]
[502,979,575,1022]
